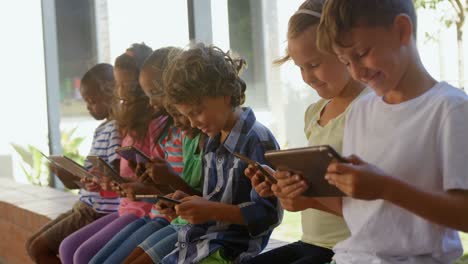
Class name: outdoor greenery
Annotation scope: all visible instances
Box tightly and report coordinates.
[11,127,85,187]
[415,0,467,88]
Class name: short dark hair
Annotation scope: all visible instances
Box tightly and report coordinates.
[80,63,115,98]
[317,0,417,52]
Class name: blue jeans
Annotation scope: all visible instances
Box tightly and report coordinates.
[140,224,181,262]
[89,216,169,264]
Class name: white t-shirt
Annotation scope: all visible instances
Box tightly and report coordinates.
[334,82,467,264]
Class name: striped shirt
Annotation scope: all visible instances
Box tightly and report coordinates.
[149,124,185,219]
[80,120,122,214]
[162,107,283,264]
[156,125,184,175]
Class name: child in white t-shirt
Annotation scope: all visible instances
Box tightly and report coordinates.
[274,0,468,263]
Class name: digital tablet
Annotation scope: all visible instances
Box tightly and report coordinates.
[264,145,347,197]
[86,155,126,183]
[42,154,94,189]
[233,152,277,184]
[115,146,151,163]
[135,194,181,204]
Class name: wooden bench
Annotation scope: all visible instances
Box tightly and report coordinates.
[0,178,77,264]
[0,178,288,264]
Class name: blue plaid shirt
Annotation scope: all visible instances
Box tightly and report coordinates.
[162,107,283,264]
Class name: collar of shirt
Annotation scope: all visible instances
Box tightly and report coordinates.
[204,107,256,155]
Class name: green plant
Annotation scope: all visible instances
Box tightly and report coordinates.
[456,254,468,264]
[10,143,49,186]
[415,0,468,89]
[61,127,85,165]
[11,127,86,186]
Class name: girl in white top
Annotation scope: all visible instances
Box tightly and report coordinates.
[244,1,368,263]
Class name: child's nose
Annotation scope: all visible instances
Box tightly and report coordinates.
[302,69,315,85]
[189,118,199,128]
[349,63,365,81]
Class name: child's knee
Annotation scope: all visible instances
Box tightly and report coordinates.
[28,236,54,261]
[73,243,95,264]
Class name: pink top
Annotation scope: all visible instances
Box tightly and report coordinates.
[118,115,168,217]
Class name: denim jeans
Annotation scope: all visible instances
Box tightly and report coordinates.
[89,216,169,264]
[141,224,181,262]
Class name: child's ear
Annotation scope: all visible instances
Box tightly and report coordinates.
[394,14,413,46]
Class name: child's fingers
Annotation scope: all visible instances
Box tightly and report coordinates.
[258,187,274,197]
[327,162,357,175]
[80,177,89,183]
[175,203,189,215]
[244,165,257,179]
[271,184,281,195]
[276,176,303,189]
[159,207,175,215]
[180,196,195,203]
[255,182,272,196]
[252,174,264,187]
[274,170,291,180]
[172,190,189,200]
[347,154,365,165]
[278,180,307,196]
[286,185,308,198]
[139,171,150,182]
[151,156,166,164]
[255,171,267,181]
[325,172,354,187]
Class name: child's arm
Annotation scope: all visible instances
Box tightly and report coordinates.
[326,155,468,232]
[145,157,201,196]
[174,192,280,234]
[175,196,245,225]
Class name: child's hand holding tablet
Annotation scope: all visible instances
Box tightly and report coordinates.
[265,145,347,197]
[234,152,277,184]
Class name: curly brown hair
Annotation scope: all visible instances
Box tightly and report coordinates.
[163,44,247,108]
[275,0,325,65]
[113,44,153,143]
